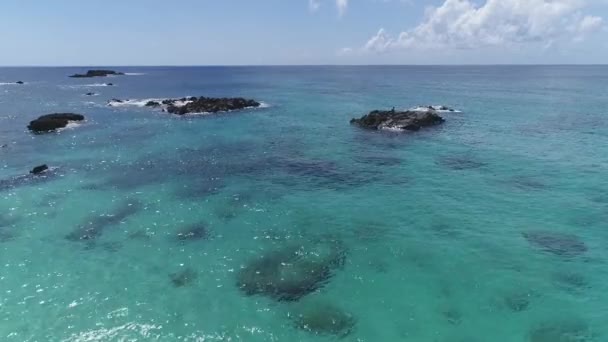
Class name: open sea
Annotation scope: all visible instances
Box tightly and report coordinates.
[1,66,607,341]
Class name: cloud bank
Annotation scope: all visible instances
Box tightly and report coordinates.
[362,0,603,52]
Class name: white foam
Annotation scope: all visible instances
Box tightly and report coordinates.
[0,82,20,86]
[380,126,405,132]
[61,83,114,89]
[107,98,164,108]
[410,105,461,113]
[124,72,146,76]
[57,121,84,132]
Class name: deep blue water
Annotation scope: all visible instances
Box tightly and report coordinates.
[1,66,607,341]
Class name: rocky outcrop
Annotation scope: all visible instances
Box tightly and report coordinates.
[30,165,49,175]
[27,113,85,133]
[165,97,261,115]
[69,70,124,78]
[350,109,445,131]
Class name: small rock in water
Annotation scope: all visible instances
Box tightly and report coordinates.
[69,70,124,78]
[30,164,49,175]
[350,109,445,131]
[169,268,198,287]
[27,113,85,133]
[523,231,587,258]
[85,92,96,96]
[165,96,260,115]
[291,300,356,337]
[529,318,591,342]
[105,83,114,86]
[175,224,210,242]
[145,101,161,107]
[15,81,24,85]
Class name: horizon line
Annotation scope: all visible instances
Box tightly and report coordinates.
[1,63,608,68]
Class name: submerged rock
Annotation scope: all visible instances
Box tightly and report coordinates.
[175,224,210,242]
[66,200,141,242]
[169,268,198,287]
[529,318,591,342]
[523,231,587,258]
[504,291,533,312]
[350,109,445,131]
[291,300,356,337]
[85,92,96,96]
[27,113,85,133]
[30,164,49,175]
[439,156,486,170]
[237,241,347,302]
[69,70,124,78]
[0,167,56,192]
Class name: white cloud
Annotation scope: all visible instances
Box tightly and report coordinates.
[362,0,604,52]
[309,0,348,16]
[337,0,349,16]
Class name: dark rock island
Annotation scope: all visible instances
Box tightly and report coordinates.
[30,165,49,175]
[27,113,85,133]
[69,70,124,78]
[351,109,445,131]
[144,96,261,115]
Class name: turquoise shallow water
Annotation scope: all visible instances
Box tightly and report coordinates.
[1,66,607,341]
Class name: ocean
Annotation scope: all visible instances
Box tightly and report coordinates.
[0,66,607,341]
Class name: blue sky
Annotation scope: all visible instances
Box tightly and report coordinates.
[0,0,606,65]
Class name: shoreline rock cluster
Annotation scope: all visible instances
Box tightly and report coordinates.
[144,96,261,115]
[69,70,124,78]
[351,109,445,131]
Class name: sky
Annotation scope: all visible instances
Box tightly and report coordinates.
[0,0,606,66]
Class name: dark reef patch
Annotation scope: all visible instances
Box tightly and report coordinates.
[439,155,487,171]
[523,231,587,258]
[509,176,547,191]
[529,318,591,342]
[175,224,210,242]
[553,271,588,292]
[290,300,356,337]
[237,240,347,302]
[503,291,533,312]
[442,308,463,325]
[0,167,57,192]
[355,154,403,167]
[169,268,198,287]
[66,200,142,242]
